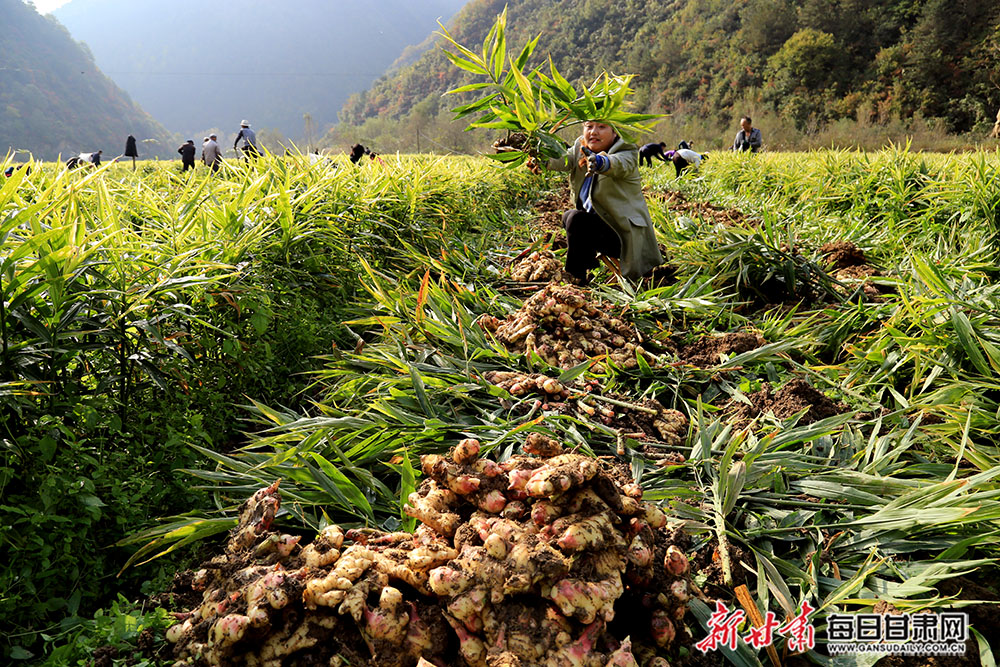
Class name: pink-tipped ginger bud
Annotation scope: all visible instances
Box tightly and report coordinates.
[452,438,481,465]
[664,545,689,576]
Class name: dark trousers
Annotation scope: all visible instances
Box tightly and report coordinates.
[639,151,665,167]
[181,158,195,171]
[562,209,621,280]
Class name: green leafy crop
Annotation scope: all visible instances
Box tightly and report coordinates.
[437,6,665,165]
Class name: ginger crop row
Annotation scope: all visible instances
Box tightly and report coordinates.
[163,437,700,666]
[480,284,650,371]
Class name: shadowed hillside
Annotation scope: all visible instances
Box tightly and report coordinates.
[2,0,175,160]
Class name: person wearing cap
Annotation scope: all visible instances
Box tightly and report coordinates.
[203,134,223,172]
[178,139,197,171]
[234,120,259,159]
[539,120,662,283]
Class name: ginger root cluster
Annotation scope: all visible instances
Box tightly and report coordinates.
[508,250,570,283]
[480,285,650,371]
[164,437,699,666]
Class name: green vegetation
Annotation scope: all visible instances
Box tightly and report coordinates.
[332,0,1000,153]
[5,144,1000,664]
[0,152,534,662]
[0,0,174,160]
[438,7,663,165]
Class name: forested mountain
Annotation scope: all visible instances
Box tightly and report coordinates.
[53,0,467,140]
[1,0,175,160]
[342,0,1000,140]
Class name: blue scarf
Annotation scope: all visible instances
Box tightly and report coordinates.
[580,172,596,212]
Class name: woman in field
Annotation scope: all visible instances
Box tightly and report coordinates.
[539,120,662,284]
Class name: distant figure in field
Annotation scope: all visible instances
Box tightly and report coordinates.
[178,139,197,171]
[310,149,337,167]
[672,141,708,177]
[732,116,762,153]
[203,134,223,172]
[4,164,30,178]
[124,134,138,169]
[89,150,103,167]
[234,120,259,159]
[638,142,670,167]
[349,143,368,164]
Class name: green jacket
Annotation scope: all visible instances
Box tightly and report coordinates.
[547,137,663,279]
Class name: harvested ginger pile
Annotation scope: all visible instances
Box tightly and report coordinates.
[163,437,701,666]
[508,250,570,283]
[480,284,650,371]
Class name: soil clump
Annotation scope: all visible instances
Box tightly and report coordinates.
[819,240,867,270]
[678,332,766,368]
[819,240,891,301]
[726,378,850,428]
[647,190,758,228]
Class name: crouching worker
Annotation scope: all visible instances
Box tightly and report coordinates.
[535,120,662,284]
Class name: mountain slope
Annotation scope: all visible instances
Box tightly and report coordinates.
[54,0,467,138]
[342,0,1000,136]
[1,0,175,160]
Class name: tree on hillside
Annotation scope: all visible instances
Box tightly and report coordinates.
[739,0,796,54]
[765,28,848,129]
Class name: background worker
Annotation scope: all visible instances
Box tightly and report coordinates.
[124,134,138,169]
[349,143,368,164]
[672,143,708,177]
[732,116,762,152]
[178,139,197,171]
[234,120,259,158]
[536,120,662,283]
[203,134,223,172]
[638,141,670,167]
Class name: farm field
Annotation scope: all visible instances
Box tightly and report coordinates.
[3,149,1000,665]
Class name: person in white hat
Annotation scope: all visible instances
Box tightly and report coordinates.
[234,120,259,159]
